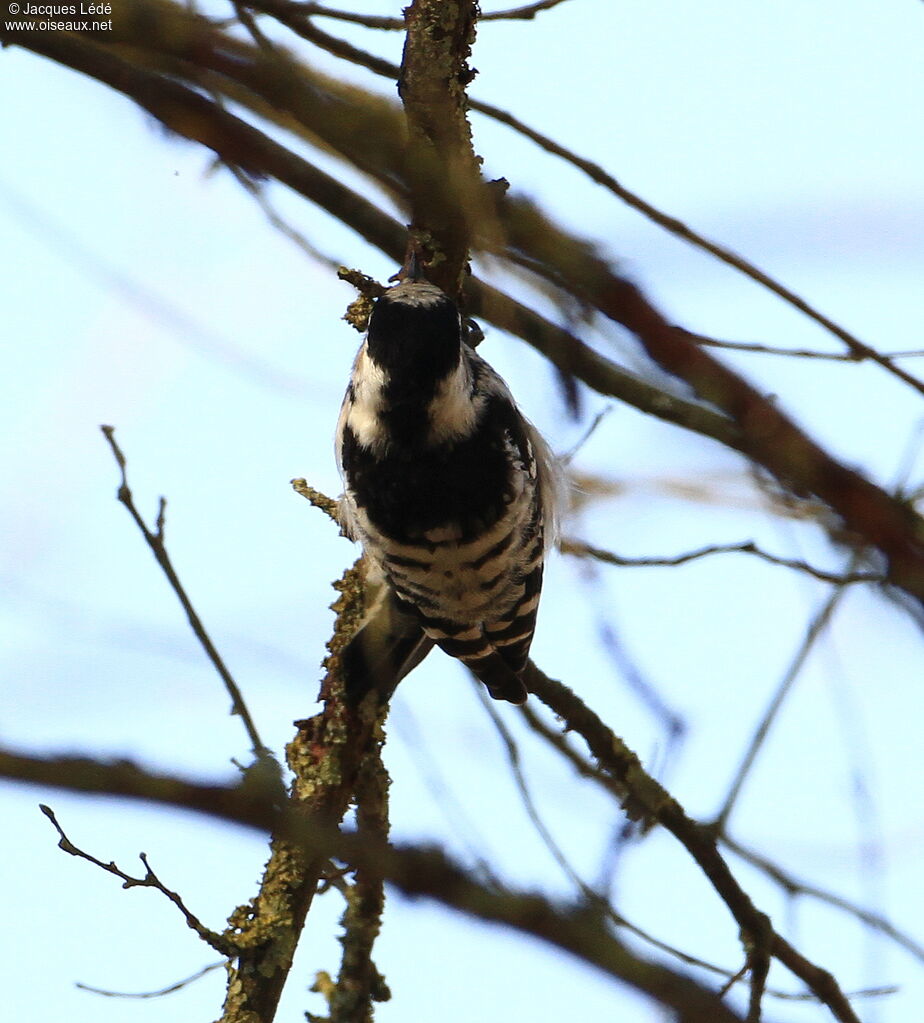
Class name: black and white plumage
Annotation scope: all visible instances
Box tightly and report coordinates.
[336,277,556,704]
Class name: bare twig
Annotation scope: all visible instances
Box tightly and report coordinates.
[237,3,923,398]
[100,427,274,764]
[686,329,924,363]
[562,537,884,587]
[479,0,574,20]
[523,665,862,1023]
[713,569,854,831]
[573,557,686,749]
[482,687,756,995]
[723,834,924,965]
[7,751,749,1021]
[582,278,924,605]
[229,167,341,269]
[473,97,924,396]
[514,699,924,976]
[390,701,500,882]
[76,961,226,999]
[262,2,404,30]
[477,685,590,888]
[251,0,574,31]
[0,174,317,400]
[40,805,235,956]
[519,700,626,799]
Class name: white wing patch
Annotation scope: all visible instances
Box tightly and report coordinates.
[341,346,390,454]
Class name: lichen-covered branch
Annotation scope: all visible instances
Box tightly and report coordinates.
[399,0,487,294]
[219,557,390,1023]
[319,749,392,1023]
[523,664,861,1023]
[7,746,747,1022]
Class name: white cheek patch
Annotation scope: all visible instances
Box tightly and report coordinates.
[427,360,484,444]
[346,347,390,451]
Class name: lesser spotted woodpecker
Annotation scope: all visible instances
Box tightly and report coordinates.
[336,275,556,704]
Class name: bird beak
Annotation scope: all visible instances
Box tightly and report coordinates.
[402,246,425,283]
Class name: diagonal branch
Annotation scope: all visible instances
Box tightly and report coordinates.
[724,833,924,966]
[523,664,862,1023]
[8,28,923,605]
[713,567,854,831]
[247,0,923,397]
[40,804,234,956]
[218,553,391,1023]
[480,0,575,20]
[7,748,748,1023]
[100,426,273,763]
[76,961,226,999]
[471,97,924,396]
[582,280,924,603]
[562,537,884,586]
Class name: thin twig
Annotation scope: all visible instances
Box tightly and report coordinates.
[231,169,341,268]
[522,693,921,974]
[250,7,924,396]
[6,753,747,1021]
[481,687,755,994]
[255,0,573,29]
[389,701,501,882]
[724,834,924,965]
[562,537,883,586]
[713,565,855,831]
[574,557,687,750]
[477,685,590,889]
[524,665,861,1023]
[687,329,924,363]
[468,99,924,397]
[479,0,574,20]
[264,1,404,30]
[76,961,227,999]
[100,426,273,763]
[0,175,318,400]
[40,805,235,956]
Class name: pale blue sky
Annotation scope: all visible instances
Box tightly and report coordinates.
[2,3,923,1021]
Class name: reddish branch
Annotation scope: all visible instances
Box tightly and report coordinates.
[6,22,920,609]
[0,12,903,1023]
[590,279,924,597]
